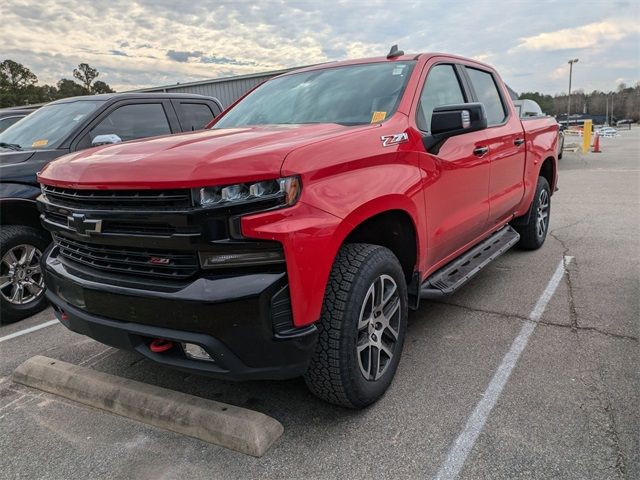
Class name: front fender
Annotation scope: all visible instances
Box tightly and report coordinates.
[242,201,344,327]
[0,182,41,200]
[242,193,424,327]
[0,192,43,230]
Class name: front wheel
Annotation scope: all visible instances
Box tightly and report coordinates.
[0,226,49,323]
[304,243,408,408]
[513,176,551,250]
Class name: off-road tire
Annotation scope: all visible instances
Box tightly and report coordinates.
[513,176,551,250]
[304,243,408,408]
[0,226,49,324]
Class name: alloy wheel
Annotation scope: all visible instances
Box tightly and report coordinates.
[0,244,45,305]
[536,189,550,238]
[356,274,401,381]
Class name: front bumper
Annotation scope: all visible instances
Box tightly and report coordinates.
[43,246,317,381]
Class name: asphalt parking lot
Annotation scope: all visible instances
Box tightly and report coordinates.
[1,129,638,480]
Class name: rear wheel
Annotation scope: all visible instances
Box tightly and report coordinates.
[304,243,408,408]
[0,226,49,323]
[513,176,551,250]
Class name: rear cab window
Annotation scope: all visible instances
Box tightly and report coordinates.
[465,67,508,126]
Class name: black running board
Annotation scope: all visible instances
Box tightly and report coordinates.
[420,226,520,299]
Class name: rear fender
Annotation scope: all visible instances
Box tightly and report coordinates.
[516,121,558,218]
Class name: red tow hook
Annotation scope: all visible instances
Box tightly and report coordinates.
[149,338,175,353]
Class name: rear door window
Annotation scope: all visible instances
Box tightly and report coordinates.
[89,103,172,143]
[465,68,507,126]
[176,103,216,131]
[417,64,466,132]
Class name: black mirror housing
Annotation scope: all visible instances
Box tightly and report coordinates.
[424,103,488,153]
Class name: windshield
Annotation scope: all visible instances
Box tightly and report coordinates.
[214,61,415,128]
[0,100,104,150]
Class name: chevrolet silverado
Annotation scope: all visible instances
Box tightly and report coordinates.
[37,49,558,408]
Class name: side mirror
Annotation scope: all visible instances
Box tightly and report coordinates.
[424,103,487,153]
[92,134,122,147]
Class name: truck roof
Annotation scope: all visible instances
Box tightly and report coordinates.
[49,92,220,105]
[278,52,496,78]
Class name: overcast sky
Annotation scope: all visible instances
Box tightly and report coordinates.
[2,0,638,94]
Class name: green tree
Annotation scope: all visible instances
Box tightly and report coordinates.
[518,91,554,114]
[0,59,38,91]
[91,80,115,94]
[56,78,88,98]
[0,59,39,107]
[73,63,99,91]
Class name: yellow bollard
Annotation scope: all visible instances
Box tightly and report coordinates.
[582,119,592,153]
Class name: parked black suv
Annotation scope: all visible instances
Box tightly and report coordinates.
[0,93,223,322]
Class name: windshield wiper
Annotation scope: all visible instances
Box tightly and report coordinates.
[0,142,22,151]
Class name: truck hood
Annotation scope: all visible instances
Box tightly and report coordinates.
[1,148,67,186]
[38,124,365,189]
[0,149,37,166]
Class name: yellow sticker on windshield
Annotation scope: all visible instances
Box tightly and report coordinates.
[371,111,387,123]
[31,139,48,147]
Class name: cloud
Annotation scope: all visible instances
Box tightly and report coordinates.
[199,55,256,66]
[472,52,495,64]
[166,50,256,66]
[511,19,639,52]
[166,50,202,63]
[0,0,637,94]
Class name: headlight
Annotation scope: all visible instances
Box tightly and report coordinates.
[193,176,301,208]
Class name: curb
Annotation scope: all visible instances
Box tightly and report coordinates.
[13,355,283,457]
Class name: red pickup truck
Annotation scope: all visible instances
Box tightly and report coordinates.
[37,49,558,408]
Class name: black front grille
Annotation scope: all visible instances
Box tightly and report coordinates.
[42,185,191,210]
[54,234,199,279]
[42,211,201,237]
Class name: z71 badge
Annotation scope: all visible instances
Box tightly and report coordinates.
[380,133,409,147]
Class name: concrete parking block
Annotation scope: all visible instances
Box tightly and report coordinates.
[12,355,283,457]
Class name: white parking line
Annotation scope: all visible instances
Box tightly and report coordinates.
[0,319,59,343]
[433,256,571,480]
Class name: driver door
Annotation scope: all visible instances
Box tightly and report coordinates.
[414,63,491,267]
[73,100,178,151]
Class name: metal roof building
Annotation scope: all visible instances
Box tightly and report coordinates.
[133,67,301,108]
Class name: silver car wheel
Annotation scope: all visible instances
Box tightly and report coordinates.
[0,244,45,305]
[536,189,550,238]
[356,274,401,381]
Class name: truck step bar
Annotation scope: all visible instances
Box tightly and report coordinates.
[420,226,520,299]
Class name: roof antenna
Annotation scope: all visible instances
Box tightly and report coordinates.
[387,44,404,59]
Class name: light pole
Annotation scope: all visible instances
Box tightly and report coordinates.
[567,58,579,127]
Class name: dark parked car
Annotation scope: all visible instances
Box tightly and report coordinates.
[0,105,41,133]
[0,93,223,322]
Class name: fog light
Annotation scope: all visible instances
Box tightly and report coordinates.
[182,343,214,362]
[198,250,284,268]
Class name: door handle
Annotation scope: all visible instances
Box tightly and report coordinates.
[514,138,525,146]
[473,146,489,156]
